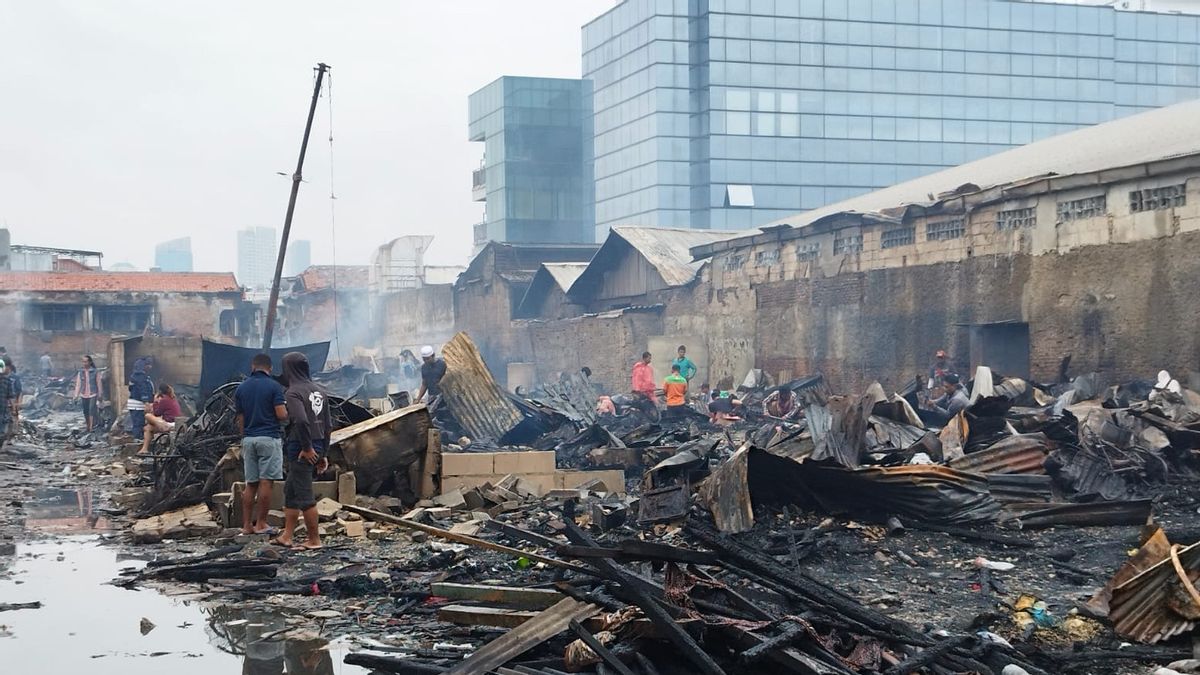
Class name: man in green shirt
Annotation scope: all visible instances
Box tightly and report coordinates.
[671,345,697,382]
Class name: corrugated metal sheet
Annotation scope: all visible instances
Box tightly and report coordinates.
[985,474,1053,504]
[947,433,1050,475]
[611,226,738,287]
[1110,540,1200,643]
[439,332,525,443]
[1002,499,1153,529]
[531,372,600,425]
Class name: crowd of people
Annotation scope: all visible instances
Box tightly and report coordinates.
[607,345,969,426]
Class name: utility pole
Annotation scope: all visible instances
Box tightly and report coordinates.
[262,62,329,352]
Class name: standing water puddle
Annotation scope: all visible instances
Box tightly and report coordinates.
[0,535,369,674]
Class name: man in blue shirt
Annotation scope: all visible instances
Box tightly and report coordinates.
[671,345,697,382]
[234,353,287,535]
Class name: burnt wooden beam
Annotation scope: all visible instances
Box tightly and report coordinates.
[568,618,637,675]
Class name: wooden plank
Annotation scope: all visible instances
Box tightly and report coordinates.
[419,428,440,499]
[443,597,600,675]
[437,605,539,629]
[437,604,607,631]
[485,519,568,550]
[561,503,728,675]
[342,504,591,575]
[430,582,563,610]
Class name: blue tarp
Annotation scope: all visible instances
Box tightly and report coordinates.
[199,339,329,397]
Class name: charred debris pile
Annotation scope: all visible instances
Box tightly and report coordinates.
[97,335,1200,675]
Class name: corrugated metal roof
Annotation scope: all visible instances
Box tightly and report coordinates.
[610,226,739,287]
[540,263,589,292]
[1110,540,1200,644]
[694,99,1200,258]
[439,331,525,443]
[947,433,1050,475]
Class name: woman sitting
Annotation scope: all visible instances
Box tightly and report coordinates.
[140,384,182,454]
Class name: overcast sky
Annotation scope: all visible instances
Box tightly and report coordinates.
[0,0,613,272]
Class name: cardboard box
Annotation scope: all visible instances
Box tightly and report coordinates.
[493,451,556,475]
[441,452,495,476]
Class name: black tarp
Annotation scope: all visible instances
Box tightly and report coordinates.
[199,339,330,397]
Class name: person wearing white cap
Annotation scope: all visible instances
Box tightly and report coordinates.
[416,345,446,403]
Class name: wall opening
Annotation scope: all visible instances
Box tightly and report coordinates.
[969,322,1030,379]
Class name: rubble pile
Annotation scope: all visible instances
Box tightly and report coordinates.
[16,332,1200,675]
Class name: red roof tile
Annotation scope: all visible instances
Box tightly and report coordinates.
[298,265,370,292]
[0,271,242,293]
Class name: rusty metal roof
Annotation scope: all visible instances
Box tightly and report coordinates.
[439,331,525,443]
[1110,540,1200,644]
[947,433,1050,475]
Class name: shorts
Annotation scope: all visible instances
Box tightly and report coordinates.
[242,436,283,483]
[81,397,97,420]
[284,459,316,511]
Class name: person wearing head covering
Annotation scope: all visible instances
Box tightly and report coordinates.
[126,357,155,441]
[415,345,446,403]
[927,349,950,391]
[930,373,970,417]
[274,352,331,551]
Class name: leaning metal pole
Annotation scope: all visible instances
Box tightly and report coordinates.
[262,62,329,351]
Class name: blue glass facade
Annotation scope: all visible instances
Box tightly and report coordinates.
[583,0,1200,235]
[468,77,595,244]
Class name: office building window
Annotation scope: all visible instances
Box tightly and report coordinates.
[726,184,756,207]
[926,218,966,241]
[880,225,916,249]
[1129,184,1186,212]
[1056,195,1107,221]
[996,207,1037,230]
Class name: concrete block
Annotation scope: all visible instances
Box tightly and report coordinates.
[492,451,555,475]
[441,452,494,476]
[555,470,625,494]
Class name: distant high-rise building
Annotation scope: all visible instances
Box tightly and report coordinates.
[468,76,595,247]
[285,239,312,277]
[154,237,193,272]
[237,226,277,289]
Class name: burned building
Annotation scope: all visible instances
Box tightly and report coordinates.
[453,242,598,388]
[460,100,1200,396]
[275,265,370,362]
[687,99,1200,391]
[369,236,464,361]
[0,271,254,374]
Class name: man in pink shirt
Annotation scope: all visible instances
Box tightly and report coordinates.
[631,351,655,399]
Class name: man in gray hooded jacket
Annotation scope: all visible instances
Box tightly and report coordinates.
[274,352,331,551]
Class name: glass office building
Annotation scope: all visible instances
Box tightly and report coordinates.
[468,76,595,245]
[154,237,193,272]
[583,0,1200,235]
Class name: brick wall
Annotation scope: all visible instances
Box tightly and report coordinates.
[375,284,457,356]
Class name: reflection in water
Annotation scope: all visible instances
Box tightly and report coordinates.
[206,606,334,675]
[25,487,110,531]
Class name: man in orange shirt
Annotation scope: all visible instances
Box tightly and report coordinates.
[662,364,688,419]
